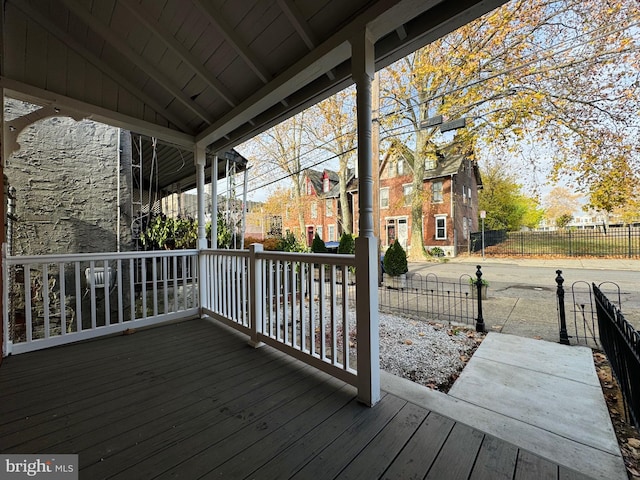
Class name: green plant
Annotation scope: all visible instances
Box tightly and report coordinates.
[140,214,198,250]
[337,233,355,255]
[469,277,489,286]
[311,233,328,253]
[383,241,408,276]
[429,247,444,257]
[279,232,308,252]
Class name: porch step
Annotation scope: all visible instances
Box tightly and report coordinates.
[381,332,627,480]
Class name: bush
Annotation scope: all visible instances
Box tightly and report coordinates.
[429,247,444,257]
[278,232,308,252]
[337,233,355,255]
[311,233,328,253]
[383,241,408,276]
[262,237,281,251]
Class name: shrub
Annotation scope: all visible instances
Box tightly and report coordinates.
[383,241,408,276]
[337,233,355,255]
[244,236,264,246]
[311,233,328,253]
[262,237,281,251]
[429,247,444,257]
[278,232,308,252]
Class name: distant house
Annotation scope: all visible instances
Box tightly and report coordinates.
[378,149,483,256]
[285,169,356,247]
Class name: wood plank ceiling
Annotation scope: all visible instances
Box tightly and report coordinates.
[1,0,509,190]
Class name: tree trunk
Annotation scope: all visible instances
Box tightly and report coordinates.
[408,131,427,260]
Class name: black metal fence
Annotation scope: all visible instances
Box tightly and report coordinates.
[379,268,486,331]
[593,284,640,429]
[470,226,640,258]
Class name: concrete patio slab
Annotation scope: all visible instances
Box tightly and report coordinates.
[382,332,627,480]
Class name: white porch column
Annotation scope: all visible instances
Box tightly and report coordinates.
[196,145,208,314]
[211,154,218,249]
[352,29,380,407]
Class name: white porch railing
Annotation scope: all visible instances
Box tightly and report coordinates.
[202,245,358,386]
[2,246,199,355]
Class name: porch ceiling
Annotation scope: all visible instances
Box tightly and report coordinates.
[1,0,508,188]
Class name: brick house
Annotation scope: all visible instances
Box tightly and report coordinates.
[283,150,481,255]
[379,150,482,256]
[283,169,356,247]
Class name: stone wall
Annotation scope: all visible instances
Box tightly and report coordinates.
[5,98,133,255]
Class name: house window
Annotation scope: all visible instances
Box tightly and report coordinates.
[403,184,412,206]
[326,199,333,217]
[435,215,447,240]
[328,224,335,242]
[380,188,389,209]
[463,217,468,238]
[306,179,313,195]
[462,185,467,204]
[323,176,330,193]
[311,202,317,219]
[468,187,472,203]
[425,156,437,170]
[317,225,323,240]
[432,181,443,202]
[397,159,404,175]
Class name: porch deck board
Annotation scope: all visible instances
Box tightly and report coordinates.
[0,319,597,480]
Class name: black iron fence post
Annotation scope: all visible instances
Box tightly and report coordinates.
[556,270,570,345]
[475,265,486,332]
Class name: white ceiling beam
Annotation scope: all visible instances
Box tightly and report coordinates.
[1,78,196,149]
[10,0,192,133]
[61,0,215,125]
[119,0,238,108]
[276,0,317,50]
[191,0,272,84]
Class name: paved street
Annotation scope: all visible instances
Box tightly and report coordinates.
[406,256,640,344]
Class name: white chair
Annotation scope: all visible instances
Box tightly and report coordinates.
[85,266,113,289]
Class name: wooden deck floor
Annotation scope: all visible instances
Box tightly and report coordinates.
[0,319,594,480]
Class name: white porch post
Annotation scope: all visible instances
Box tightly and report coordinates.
[211,154,218,249]
[248,243,264,348]
[196,145,208,314]
[352,29,380,407]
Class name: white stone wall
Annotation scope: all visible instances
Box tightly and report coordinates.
[5,98,133,255]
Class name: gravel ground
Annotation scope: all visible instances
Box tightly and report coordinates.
[378,312,485,391]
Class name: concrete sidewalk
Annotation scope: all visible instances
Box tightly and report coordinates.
[382,332,627,480]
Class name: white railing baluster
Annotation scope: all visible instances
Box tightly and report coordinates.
[283,262,289,345]
[24,265,32,342]
[75,262,82,331]
[129,259,135,322]
[162,256,168,314]
[42,264,50,339]
[116,259,123,323]
[173,255,178,312]
[330,265,337,365]
[89,261,97,329]
[152,257,158,317]
[103,260,110,326]
[59,263,66,335]
[342,265,349,370]
[300,262,306,353]
[141,259,147,319]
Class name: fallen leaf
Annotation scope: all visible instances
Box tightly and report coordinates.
[418,332,425,336]
[629,438,640,449]
[404,339,413,345]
